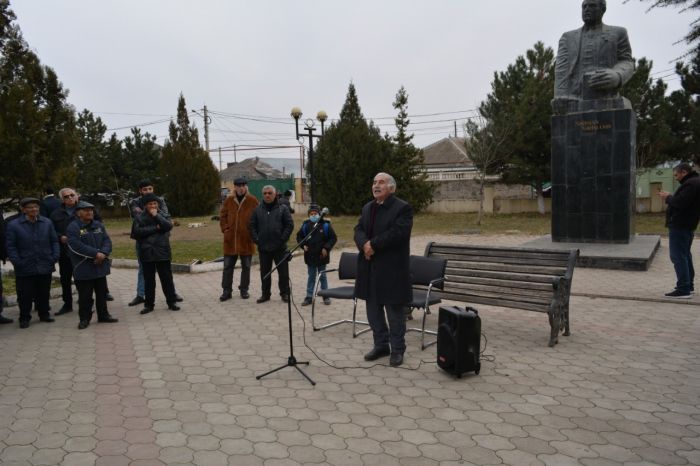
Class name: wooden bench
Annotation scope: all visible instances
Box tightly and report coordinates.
[424,242,579,347]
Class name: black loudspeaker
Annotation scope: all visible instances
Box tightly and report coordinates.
[437,306,481,377]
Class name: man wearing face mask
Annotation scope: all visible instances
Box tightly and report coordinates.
[296,204,337,306]
[219,177,259,302]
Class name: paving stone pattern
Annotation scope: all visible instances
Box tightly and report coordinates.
[0,234,698,465]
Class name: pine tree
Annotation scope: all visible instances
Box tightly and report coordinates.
[314,83,391,214]
[480,41,555,214]
[387,86,433,212]
[76,109,112,194]
[160,94,220,216]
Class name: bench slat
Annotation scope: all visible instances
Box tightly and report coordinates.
[436,291,550,313]
[446,262,567,276]
[430,245,572,260]
[446,275,553,292]
[443,283,552,305]
[445,268,556,284]
[433,253,570,268]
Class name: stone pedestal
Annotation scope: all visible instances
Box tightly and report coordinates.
[551,105,636,243]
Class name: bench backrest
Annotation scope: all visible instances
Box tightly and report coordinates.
[424,242,578,313]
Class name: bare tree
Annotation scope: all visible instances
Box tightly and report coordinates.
[464,117,510,225]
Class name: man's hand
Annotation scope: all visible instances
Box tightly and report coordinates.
[658,190,671,201]
[60,235,68,244]
[133,207,143,214]
[148,206,158,217]
[321,248,328,258]
[362,241,374,260]
[588,69,621,90]
[94,252,106,265]
[303,245,309,252]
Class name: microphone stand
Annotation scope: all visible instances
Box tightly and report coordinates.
[255,217,327,386]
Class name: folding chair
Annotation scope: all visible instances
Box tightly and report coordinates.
[406,255,447,349]
[311,252,370,337]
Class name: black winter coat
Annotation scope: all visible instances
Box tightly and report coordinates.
[666,171,700,230]
[354,195,413,305]
[132,211,173,262]
[66,219,112,280]
[249,201,294,253]
[296,219,337,266]
[0,215,6,261]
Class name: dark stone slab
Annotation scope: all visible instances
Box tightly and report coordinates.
[522,235,660,271]
[551,107,636,243]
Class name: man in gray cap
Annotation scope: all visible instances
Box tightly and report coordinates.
[66,201,118,329]
[5,197,60,328]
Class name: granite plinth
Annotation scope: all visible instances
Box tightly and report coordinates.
[522,234,660,271]
[551,106,637,243]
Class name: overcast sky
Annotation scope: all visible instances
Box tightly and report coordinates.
[10,0,695,167]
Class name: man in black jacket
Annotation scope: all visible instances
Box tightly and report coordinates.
[49,187,80,315]
[354,173,413,367]
[250,185,294,304]
[131,193,179,314]
[659,163,700,298]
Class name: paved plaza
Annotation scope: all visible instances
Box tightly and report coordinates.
[0,234,698,465]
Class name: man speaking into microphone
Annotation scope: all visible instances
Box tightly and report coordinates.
[354,172,413,367]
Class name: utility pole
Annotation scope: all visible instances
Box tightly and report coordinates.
[203,105,211,153]
[454,120,457,138]
[218,147,222,171]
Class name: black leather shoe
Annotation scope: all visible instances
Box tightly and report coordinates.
[281,294,290,303]
[19,320,29,329]
[364,347,391,361]
[140,307,154,315]
[128,296,145,307]
[39,316,55,323]
[390,353,404,367]
[0,315,13,324]
[301,297,313,306]
[78,320,89,330]
[175,294,184,302]
[55,305,73,316]
[98,316,119,323]
[105,293,114,301]
[256,295,270,304]
[167,304,181,311]
[219,292,232,302]
[240,290,250,299]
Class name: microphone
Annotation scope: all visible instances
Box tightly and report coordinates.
[319,207,330,220]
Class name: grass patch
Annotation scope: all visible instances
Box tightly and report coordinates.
[103,212,668,263]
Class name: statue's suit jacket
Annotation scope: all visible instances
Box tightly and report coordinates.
[554,23,634,100]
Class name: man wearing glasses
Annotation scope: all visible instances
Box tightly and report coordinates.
[249,185,294,303]
[49,188,81,316]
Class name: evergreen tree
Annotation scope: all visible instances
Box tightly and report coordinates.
[76,109,112,194]
[314,83,392,214]
[119,127,161,191]
[621,58,674,169]
[667,50,700,162]
[633,0,699,58]
[160,94,220,216]
[387,86,433,212]
[0,1,78,198]
[480,41,555,213]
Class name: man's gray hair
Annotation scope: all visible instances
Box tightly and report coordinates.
[376,172,397,190]
[58,187,75,198]
[262,185,276,194]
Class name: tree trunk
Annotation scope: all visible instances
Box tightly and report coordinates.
[536,186,545,215]
[477,173,486,225]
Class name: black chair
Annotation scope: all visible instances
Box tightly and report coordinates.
[312,252,370,337]
[406,255,447,350]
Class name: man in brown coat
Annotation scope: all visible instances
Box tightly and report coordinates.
[219,177,259,301]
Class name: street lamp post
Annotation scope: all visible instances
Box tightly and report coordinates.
[291,107,327,203]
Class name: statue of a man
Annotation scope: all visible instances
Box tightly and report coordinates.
[552,0,635,114]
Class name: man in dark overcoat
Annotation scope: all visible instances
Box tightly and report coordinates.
[354,172,413,367]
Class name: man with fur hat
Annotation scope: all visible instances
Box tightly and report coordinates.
[219,177,259,301]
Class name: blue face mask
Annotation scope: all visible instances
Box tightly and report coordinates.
[309,214,320,223]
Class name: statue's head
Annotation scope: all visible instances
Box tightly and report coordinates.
[582,0,606,27]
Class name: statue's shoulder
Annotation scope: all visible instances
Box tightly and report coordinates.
[602,24,629,36]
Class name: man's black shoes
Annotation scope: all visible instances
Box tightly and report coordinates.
[105,293,114,301]
[281,294,290,303]
[219,292,232,302]
[168,304,181,311]
[256,295,271,304]
[175,294,184,302]
[240,290,250,299]
[98,316,119,323]
[0,315,13,324]
[140,307,154,315]
[364,347,390,361]
[39,316,55,323]
[389,353,404,367]
[55,305,73,316]
[19,320,29,329]
[301,297,313,306]
[78,320,89,330]
[665,289,692,299]
[128,296,145,307]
